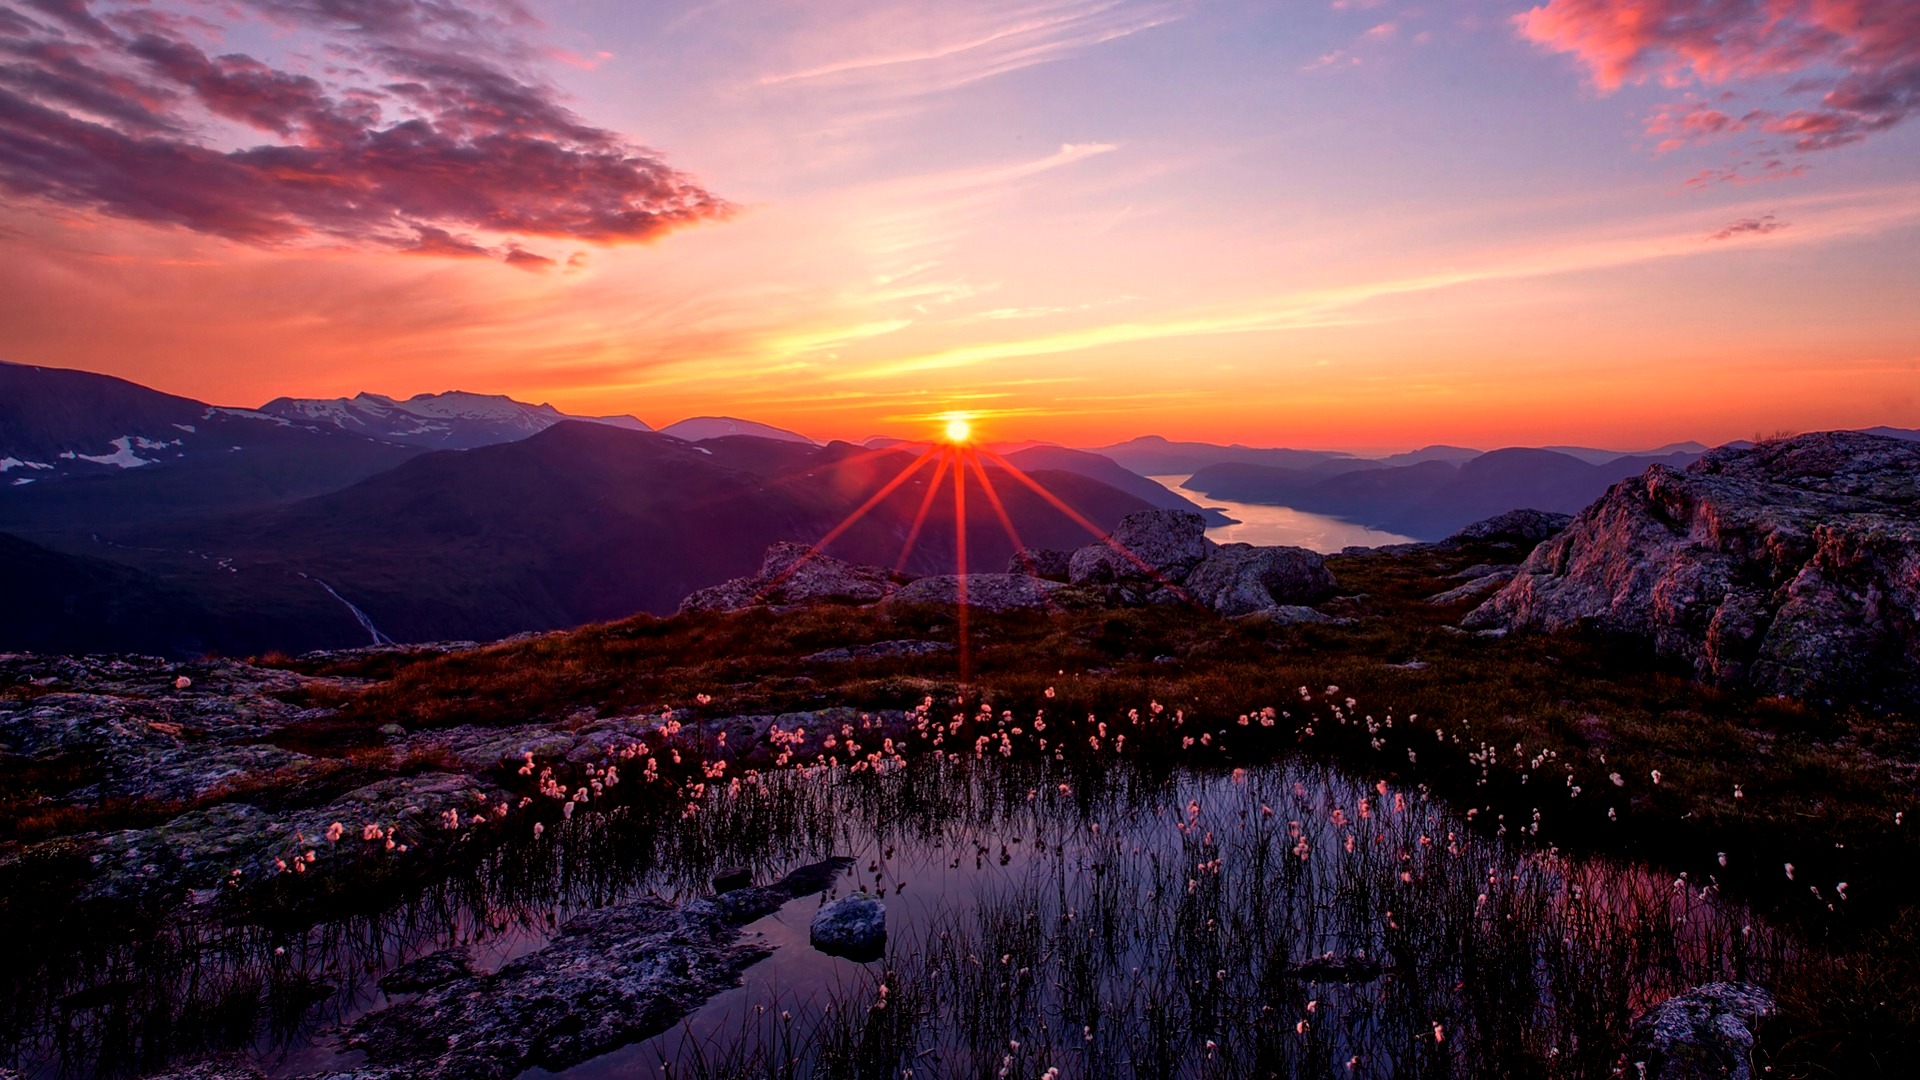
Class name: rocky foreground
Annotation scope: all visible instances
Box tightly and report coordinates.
[1467,432,1920,707]
[683,508,1338,619]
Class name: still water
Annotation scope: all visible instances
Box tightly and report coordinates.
[1149,475,1418,552]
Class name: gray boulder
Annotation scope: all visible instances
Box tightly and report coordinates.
[680,543,903,613]
[886,573,1065,613]
[1628,982,1775,1080]
[1466,432,1920,706]
[810,892,886,960]
[1180,543,1336,617]
[1006,547,1072,579]
[1067,509,1212,585]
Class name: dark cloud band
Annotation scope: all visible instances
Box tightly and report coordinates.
[0,0,728,259]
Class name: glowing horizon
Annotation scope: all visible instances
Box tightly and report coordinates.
[0,0,1915,451]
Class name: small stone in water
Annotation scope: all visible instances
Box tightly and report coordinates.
[810,892,886,961]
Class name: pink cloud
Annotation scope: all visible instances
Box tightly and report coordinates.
[0,0,729,260]
[1518,0,1920,152]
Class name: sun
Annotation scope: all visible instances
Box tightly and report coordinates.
[944,417,973,444]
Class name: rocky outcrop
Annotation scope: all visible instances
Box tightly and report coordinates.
[1180,543,1336,617]
[810,891,886,960]
[1446,509,1573,546]
[1465,433,1920,706]
[886,573,1066,612]
[1627,982,1775,1080]
[1068,509,1213,585]
[804,640,954,663]
[1006,547,1072,579]
[679,543,905,613]
[679,514,1341,622]
[344,858,853,1079]
[1426,568,1517,605]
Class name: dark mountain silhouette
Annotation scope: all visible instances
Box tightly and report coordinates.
[1376,445,1482,468]
[258,390,649,450]
[50,424,1156,653]
[0,532,236,655]
[1001,445,1230,525]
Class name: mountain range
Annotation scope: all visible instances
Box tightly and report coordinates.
[5,359,1915,657]
[257,391,651,449]
[1181,447,1709,539]
[0,364,1159,655]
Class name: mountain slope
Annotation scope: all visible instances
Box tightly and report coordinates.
[258,390,650,450]
[1001,445,1230,525]
[0,362,423,537]
[0,532,231,655]
[132,425,1156,647]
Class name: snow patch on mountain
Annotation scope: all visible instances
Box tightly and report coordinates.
[257,390,652,450]
[74,437,156,468]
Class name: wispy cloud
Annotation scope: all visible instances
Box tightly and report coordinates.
[833,184,1920,379]
[752,0,1188,105]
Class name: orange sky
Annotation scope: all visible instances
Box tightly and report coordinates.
[1,1,1916,451]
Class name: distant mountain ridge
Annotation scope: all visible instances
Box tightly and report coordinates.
[659,416,816,444]
[259,390,650,450]
[1183,447,1705,540]
[1088,434,1362,476]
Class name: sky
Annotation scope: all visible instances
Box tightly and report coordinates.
[0,0,1916,452]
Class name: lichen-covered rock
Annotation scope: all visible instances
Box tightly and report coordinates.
[1067,509,1213,585]
[1447,509,1574,546]
[804,639,954,663]
[344,858,852,1079]
[377,947,477,993]
[1466,432,1920,706]
[809,891,886,960]
[885,574,1065,613]
[1006,547,1072,579]
[679,543,905,613]
[1180,543,1336,617]
[136,1056,266,1080]
[1628,982,1775,1080]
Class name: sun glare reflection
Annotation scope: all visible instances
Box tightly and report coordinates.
[757,423,1188,692]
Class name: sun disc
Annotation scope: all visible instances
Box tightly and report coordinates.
[944,418,972,444]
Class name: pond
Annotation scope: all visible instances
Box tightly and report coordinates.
[11,700,1779,1080]
[1149,476,1418,552]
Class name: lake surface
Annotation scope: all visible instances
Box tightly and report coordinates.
[1150,475,1418,552]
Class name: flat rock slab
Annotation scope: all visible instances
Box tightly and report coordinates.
[340,857,853,1079]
